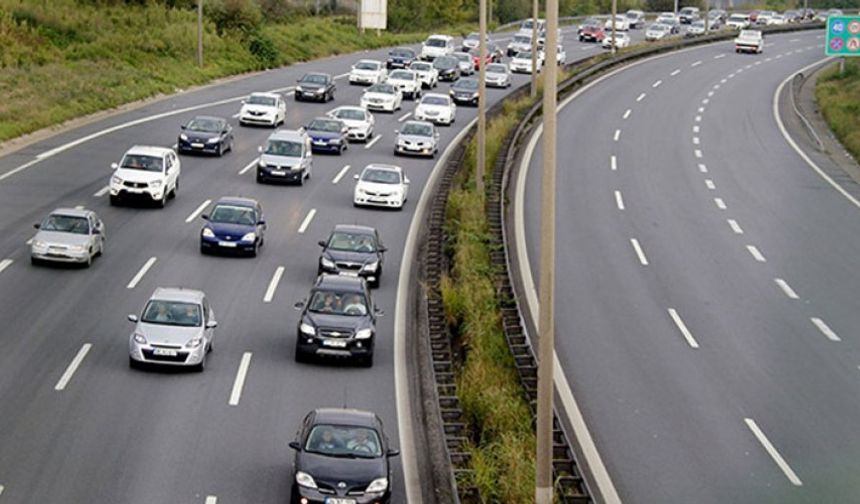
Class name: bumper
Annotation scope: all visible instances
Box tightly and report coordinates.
[178,139,221,153]
[110,185,165,202]
[349,75,378,84]
[257,166,306,183]
[239,115,276,126]
[31,249,90,264]
[415,113,452,125]
[386,61,408,69]
[347,129,372,141]
[354,194,404,208]
[200,236,256,254]
[295,90,327,101]
[451,95,479,105]
[310,140,345,152]
[395,144,435,156]
[319,264,379,284]
[294,486,389,504]
[295,335,374,361]
[362,101,396,112]
[129,341,206,367]
[486,79,508,88]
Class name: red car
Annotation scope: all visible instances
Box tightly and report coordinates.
[469,48,495,70]
[749,10,760,23]
[579,24,605,42]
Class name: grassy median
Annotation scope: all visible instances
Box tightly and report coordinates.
[816,58,860,163]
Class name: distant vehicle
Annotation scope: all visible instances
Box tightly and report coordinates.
[770,13,787,25]
[128,287,217,372]
[462,31,487,51]
[177,116,233,156]
[602,32,631,49]
[537,27,564,48]
[327,106,375,142]
[353,164,409,209]
[31,208,105,267]
[295,72,335,102]
[408,60,439,89]
[238,92,286,127]
[349,59,387,85]
[579,23,606,42]
[735,29,763,53]
[433,55,461,82]
[394,120,439,158]
[539,44,567,64]
[306,117,349,155]
[604,14,631,31]
[656,12,679,25]
[256,129,313,184]
[577,17,601,34]
[625,10,646,28]
[386,69,422,100]
[749,10,761,23]
[452,51,475,76]
[783,10,801,23]
[686,19,715,36]
[414,93,457,125]
[518,17,546,36]
[360,83,403,112]
[645,23,673,41]
[484,62,512,88]
[109,145,180,207]
[421,34,455,60]
[288,408,399,503]
[678,6,701,24]
[709,9,728,22]
[755,10,775,25]
[199,197,265,256]
[386,46,417,69]
[507,33,533,56]
[449,77,481,105]
[318,224,386,287]
[726,13,751,29]
[510,51,543,74]
[468,47,495,70]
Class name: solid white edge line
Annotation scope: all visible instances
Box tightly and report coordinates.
[667,308,700,349]
[228,352,252,406]
[54,343,92,391]
[238,157,259,175]
[365,134,382,149]
[397,111,412,122]
[774,278,799,299]
[728,219,744,234]
[297,208,316,234]
[810,317,841,342]
[630,238,649,266]
[126,257,157,289]
[263,266,285,303]
[185,199,211,223]
[746,245,766,262]
[744,418,803,486]
[332,164,351,184]
[0,259,12,275]
[205,496,217,504]
[93,185,110,197]
[614,190,625,210]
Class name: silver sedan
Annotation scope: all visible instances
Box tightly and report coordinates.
[30,208,105,267]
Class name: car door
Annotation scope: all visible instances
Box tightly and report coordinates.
[256,204,266,239]
[202,297,215,345]
[278,98,286,121]
[168,152,180,189]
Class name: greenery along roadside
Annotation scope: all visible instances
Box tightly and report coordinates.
[816,58,860,163]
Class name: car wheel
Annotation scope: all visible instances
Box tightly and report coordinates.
[294,346,309,364]
[30,257,41,266]
[96,238,105,257]
[207,340,213,353]
[158,192,167,208]
[109,195,120,206]
[249,241,259,257]
[200,243,208,255]
[371,270,382,288]
[360,353,374,368]
[193,355,205,373]
[217,142,224,157]
[129,356,141,370]
[170,179,178,199]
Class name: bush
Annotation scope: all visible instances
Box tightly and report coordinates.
[248,30,279,67]
[816,59,860,164]
[206,0,262,35]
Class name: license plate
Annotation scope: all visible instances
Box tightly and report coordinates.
[219,241,237,248]
[322,339,348,348]
[191,143,205,149]
[270,170,286,176]
[325,499,356,504]
[313,140,327,145]
[153,348,178,357]
[341,271,359,277]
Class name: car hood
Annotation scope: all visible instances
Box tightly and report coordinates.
[388,78,416,87]
[33,230,90,247]
[114,168,163,183]
[136,323,202,346]
[260,153,302,167]
[206,221,254,237]
[324,249,377,265]
[362,92,396,101]
[304,312,370,332]
[339,118,370,130]
[452,86,478,94]
[308,130,343,140]
[357,181,404,194]
[416,104,452,115]
[241,105,276,115]
[181,130,220,141]
[297,451,386,493]
[298,82,326,90]
[486,72,507,79]
[397,133,434,144]
[351,69,380,75]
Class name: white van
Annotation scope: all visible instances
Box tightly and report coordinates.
[421,35,455,60]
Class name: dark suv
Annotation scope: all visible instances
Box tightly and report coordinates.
[294,275,380,367]
[318,225,386,287]
[386,47,417,69]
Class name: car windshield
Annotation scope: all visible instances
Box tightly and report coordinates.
[390,71,413,80]
[120,154,162,172]
[186,118,223,133]
[410,63,431,71]
[327,231,377,252]
[516,51,533,59]
[301,74,328,84]
[625,12,639,18]
[367,83,396,94]
[513,35,531,44]
[651,24,669,31]
[309,119,342,132]
[308,290,369,316]
[426,38,447,47]
[453,53,470,62]
[402,123,432,136]
[422,96,449,106]
[265,140,302,157]
[362,168,401,184]
[390,48,413,57]
[355,61,379,70]
[455,79,479,90]
[141,300,201,327]
[692,21,705,27]
[486,64,507,73]
[247,95,276,106]
[466,32,479,40]
[304,425,382,458]
[729,14,746,21]
[209,204,256,225]
[334,108,366,121]
[41,214,89,234]
[434,57,457,69]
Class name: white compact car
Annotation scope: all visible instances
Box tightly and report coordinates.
[484,63,512,88]
[421,34,455,60]
[109,145,180,207]
[415,94,457,125]
[394,120,439,157]
[386,69,422,100]
[726,14,751,29]
[645,23,672,41]
[506,34,533,57]
[408,61,439,89]
[360,83,403,112]
[735,29,764,54]
[602,32,631,49]
[452,52,475,76]
[353,164,410,209]
[604,15,631,31]
[510,51,543,74]
[349,59,387,85]
[238,92,286,127]
[539,45,567,64]
[327,106,375,142]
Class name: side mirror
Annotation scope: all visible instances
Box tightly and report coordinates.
[404,177,411,184]
[379,246,387,253]
[294,300,306,310]
[206,320,218,329]
[375,307,385,316]
[128,314,139,323]
[111,162,119,170]
[180,125,186,130]
[257,146,263,153]
[318,240,327,247]
[353,174,360,180]
[387,448,401,457]
[33,223,40,229]
[394,130,399,135]
[258,220,266,226]
[289,441,301,451]
[201,214,209,220]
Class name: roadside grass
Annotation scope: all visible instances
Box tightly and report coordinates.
[816,58,860,163]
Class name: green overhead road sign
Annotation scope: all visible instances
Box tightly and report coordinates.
[826,16,860,56]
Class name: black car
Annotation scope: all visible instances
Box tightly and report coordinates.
[450,77,479,106]
[386,46,416,69]
[178,116,233,156]
[318,225,385,287]
[295,73,335,102]
[433,55,460,82]
[289,408,399,504]
[294,275,380,366]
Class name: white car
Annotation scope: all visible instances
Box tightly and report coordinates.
[604,14,630,31]
[462,32,488,51]
[510,51,543,74]
[408,61,439,89]
[539,45,567,64]
[349,59,387,85]
[506,34,533,57]
[769,13,787,25]
[109,146,180,207]
[31,208,105,267]
[327,106,375,142]
[452,52,475,76]
[238,92,286,127]
[360,83,403,112]
[517,18,546,37]
[726,13,751,29]
[625,10,646,28]
[484,63,512,88]
[353,164,410,209]
[645,23,672,41]
[602,32,631,49]
[421,34,455,60]
[735,29,763,54]
[386,69,422,100]
[414,93,457,125]
[394,120,439,157]
[756,11,775,25]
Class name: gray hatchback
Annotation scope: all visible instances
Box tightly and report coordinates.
[31,208,105,267]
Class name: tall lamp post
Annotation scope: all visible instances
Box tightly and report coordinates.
[530,0,539,98]
[477,0,488,194]
[197,0,204,67]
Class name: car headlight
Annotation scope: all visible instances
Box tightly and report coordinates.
[300,323,316,336]
[207,137,220,144]
[355,328,373,340]
[31,240,48,249]
[295,471,317,489]
[363,261,379,272]
[321,257,335,268]
[202,228,215,238]
[111,175,122,185]
[133,333,147,345]
[180,133,188,141]
[365,477,389,493]
[186,335,204,348]
[150,181,163,188]
[69,244,87,252]
[258,159,268,168]
[241,232,256,242]
[296,86,304,92]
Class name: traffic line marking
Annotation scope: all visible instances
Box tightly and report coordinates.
[238,157,259,175]
[698,106,705,113]
[263,266,285,303]
[298,208,316,234]
[708,90,715,97]
[721,78,727,84]
[728,219,744,234]
[636,92,646,102]
[728,73,736,79]
[613,129,621,142]
[127,257,157,289]
[623,109,631,119]
[698,163,707,173]
[705,179,715,190]
[652,80,662,88]
[775,278,799,299]
[691,60,702,67]
[231,112,240,118]
[55,343,92,391]
[397,112,412,122]
[365,135,382,149]
[334,72,350,80]
[228,352,253,406]
[668,308,699,349]
[702,98,710,104]
[694,149,703,158]
[614,190,625,210]
[93,185,110,197]
[0,485,4,496]
[746,245,766,262]
[714,197,726,209]
[693,137,700,145]
[695,115,702,122]
[0,259,12,275]
[185,199,211,223]
[630,238,648,266]
[713,84,720,90]
[74,205,84,210]
[332,164,351,184]
[693,125,700,133]
[714,54,726,59]
[811,317,840,342]
[205,497,217,504]
[744,418,803,486]
[26,238,32,245]
[671,69,681,76]
[610,155,617,171]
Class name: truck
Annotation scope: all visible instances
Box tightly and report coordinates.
[734,30,763,54]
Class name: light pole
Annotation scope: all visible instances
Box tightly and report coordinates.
[477,0,487,194]
[611,0,617,55]
[530,0,539,98]
[704,0,709,33]
[197,0,203,67]
[535,0,557,499]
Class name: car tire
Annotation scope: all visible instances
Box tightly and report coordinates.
[84,252,92,268]
[207,341,213,353]
[217,142,224,157]
[249,241,259,258]
[30,257,41,266]
[158,193,167,208]
[170,179,178,199]
[295,346,309,364]
[109,195,120,206]
[96,238,105,257]
[129,356,141,370]
[360,353,374,368]
[200,243,208,255]
[193,355,205,373]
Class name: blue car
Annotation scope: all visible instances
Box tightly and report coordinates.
[200,197,266,257]
[306,117,348,155]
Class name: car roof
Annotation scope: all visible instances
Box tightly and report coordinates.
[49,207,92,218]
[214,196,258,208]
[314,274,367,292]
[267,129,306,142]
[150,287,205,304]
[402,120,434,129]
[189,115,226,123]
[364,163,403,173]
[249,92,280,99]
[303,72,331,78]
[356,59,381,65]
[332,224,377,235]
[422,92,451,100]
[311,408,379,428]
[125,145,172,157]
[428,34,453,39]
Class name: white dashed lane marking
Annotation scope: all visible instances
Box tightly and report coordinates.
[630,238,648,266]
[728,219,744,234]
[185,199,211,223]
[610,155,617,171]
[671,69,681,76]
[668,308,699,349]
[93,186,110,197]
[55,343,92,391]
[623,109,631,119]
[228,352,253,406]
[127,257,157,289]
[774,278,799,299]
[744,418,803,486]
[0,259,13,275]
[238,157,259,175]
[615,190,625,210]
[365,135,382,149]
[811,318,841,342]
[714,197,726,209]
[636,93,646,102]
[746,245,766,262]
[263,266,285,303]
[298,209,316,234]
[332,164,351,184]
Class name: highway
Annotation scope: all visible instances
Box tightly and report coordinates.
[516,29,860,503]
[0,21,641,503]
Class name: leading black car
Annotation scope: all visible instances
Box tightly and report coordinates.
[318,225,385,287]
[295,73,336,102]
[177,116,233,156]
